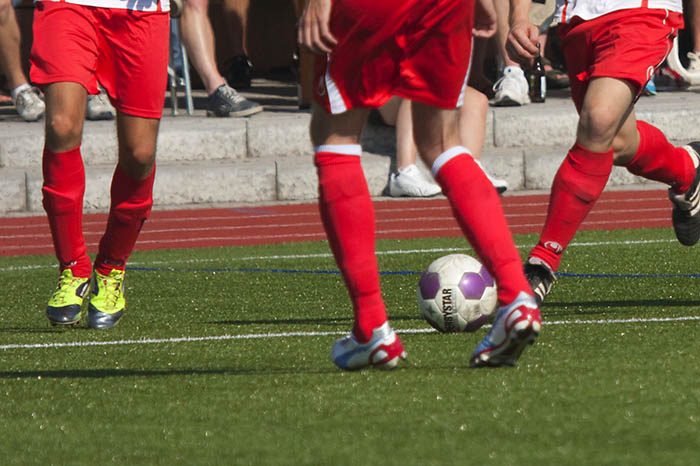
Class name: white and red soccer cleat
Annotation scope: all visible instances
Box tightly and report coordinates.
[331,322,407,370]
[470,292,541,367]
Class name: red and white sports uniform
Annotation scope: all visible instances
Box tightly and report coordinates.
[314,0,474,114]
[30,0,170,118]
[559,0,681,22]
[558,0,683,107]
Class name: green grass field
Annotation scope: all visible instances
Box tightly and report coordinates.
[1,228,699,465]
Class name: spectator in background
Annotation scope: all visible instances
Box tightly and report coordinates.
[379,88,508,197]
[492,0,530,105]
[0,0,44,121]
[220,0,254,90]
[685,0,700,72]
[179,0,261,116]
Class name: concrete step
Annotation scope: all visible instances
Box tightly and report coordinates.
[1,87,699,214]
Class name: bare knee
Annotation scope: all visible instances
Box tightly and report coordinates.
[577,106,620,150]
[119,140,156,178]
[45,112,83,151]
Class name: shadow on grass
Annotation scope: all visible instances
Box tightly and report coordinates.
[543,298,700,316]
[207,314,423,326]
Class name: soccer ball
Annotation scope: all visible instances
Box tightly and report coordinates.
[417,253,498,333]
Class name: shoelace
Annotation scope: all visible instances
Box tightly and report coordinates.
[218,86,246,104]
[99,275,123,311]
[491,75,507,92]
[51,274,83,304]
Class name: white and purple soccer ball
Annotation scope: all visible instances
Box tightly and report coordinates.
[417,253,498,333]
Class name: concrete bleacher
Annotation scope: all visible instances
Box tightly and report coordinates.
[1,80,700,215]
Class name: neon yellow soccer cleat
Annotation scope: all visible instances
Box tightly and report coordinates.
[88,269,126,329]
[46,269,91,327]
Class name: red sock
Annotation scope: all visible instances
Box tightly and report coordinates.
[626,120,695,194]
[433,149,531,305]
[315,147,386,342]
[42,146,91,277]
[94,165,155,275]
[530,143,613,271]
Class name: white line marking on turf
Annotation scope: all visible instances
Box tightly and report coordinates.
[2,315,698,350]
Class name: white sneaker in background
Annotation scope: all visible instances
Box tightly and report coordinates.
[388,164,442,197]
[87,91,116,121]
[687,51,700,73]
[13,85,45,122]
[475,159,508,194]
[493,66,530,107]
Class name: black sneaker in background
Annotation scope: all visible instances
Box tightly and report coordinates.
[226,55,253,90]
[207,84,263,118]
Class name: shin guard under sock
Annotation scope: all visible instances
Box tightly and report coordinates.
[432,147,531,305]
[42,146,91,277]
[531,143,613,271]
[315,145,386,342]
[626,120,695,194]
[94,165,155,275]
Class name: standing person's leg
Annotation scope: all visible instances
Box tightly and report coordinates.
[83,8,169,329]
[0,0,44,121]
[685,0,700,72]
[221,0,252,89]
[460,86,508,193]
[384,97,442,197]
[310,105,406,369]
[88,113,159,328]
[41,82,91,325]
[180,0,224,94]
[30,2,95,326]
[492,0,530,106]
[180,0,261,117]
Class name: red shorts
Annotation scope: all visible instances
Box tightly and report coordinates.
[559,8,684,111]
[30,2,169,119]
[314,0,474,113]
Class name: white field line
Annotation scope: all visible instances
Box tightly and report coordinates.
[0,238,678,273]
[2,315,698,351]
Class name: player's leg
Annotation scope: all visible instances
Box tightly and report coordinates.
[87,8,169,329]
[30,2,97,325]
[526,77,631,302]
[411,102,541,367]
[88,114,158,329]
[460,86,508,193]
[0,0,45,121]
[311,105,406,370]
[616,110,700,246]
[41,82,92,325]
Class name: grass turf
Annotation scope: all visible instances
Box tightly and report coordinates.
[1,227,699,465]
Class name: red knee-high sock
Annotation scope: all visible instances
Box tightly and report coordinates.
[530,142,613,271]
[42,146,92,277]
[626,120,695,194]
[315,146,386,342]
[433,148,531,306]
[94,165,155,275]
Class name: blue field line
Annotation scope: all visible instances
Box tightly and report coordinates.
[556,272,700,278]
[127,266,700,279]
